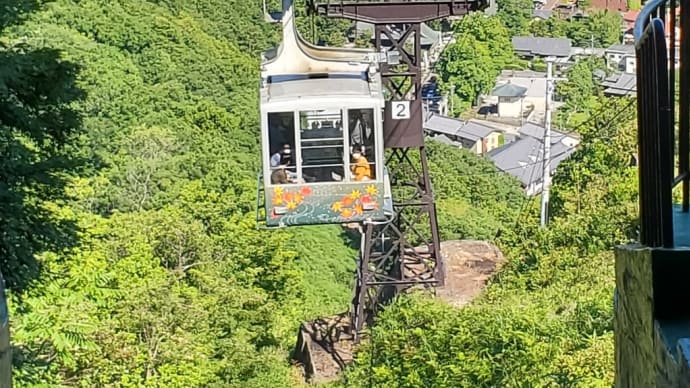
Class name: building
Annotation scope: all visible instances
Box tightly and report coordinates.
[424,114,504,155]
[512,37,572,63]
[605,44,636,73]
[622,10,640,43]
[601,72,636,96]
[569,46,607,61]
[482,70,561,124]
[532,9,552,20]
[488,122,579,195]
[491,82,528,118]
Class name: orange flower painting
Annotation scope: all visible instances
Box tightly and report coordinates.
[271,186,312,218]
[331,185,380,220]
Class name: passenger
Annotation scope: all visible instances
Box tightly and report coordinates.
[351,150,372,181]
[271,144,291,169]
[271,149,298,185]
[271,166,289,184]
[271,153,298,184]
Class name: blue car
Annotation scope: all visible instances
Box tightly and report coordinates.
[421,83,442,102]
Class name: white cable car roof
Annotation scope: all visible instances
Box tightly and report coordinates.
[261,0,379,78]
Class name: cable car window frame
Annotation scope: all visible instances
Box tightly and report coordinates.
[262,101,383,188]
[347,107,377,182]
[299,109,346,183]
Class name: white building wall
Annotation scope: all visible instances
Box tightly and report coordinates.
[498,99,523,118]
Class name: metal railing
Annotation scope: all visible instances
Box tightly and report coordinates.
[634,0,689,248]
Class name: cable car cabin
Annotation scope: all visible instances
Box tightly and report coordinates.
[257,0,391,227]
[260,74,389,227]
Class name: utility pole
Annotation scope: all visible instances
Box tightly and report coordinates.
[540,57,554,227]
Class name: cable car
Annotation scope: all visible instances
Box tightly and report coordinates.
[258,1,392,227]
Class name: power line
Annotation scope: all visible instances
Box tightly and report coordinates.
[441,149,573,177]
[501,90,639,235]
[555,94,637,139]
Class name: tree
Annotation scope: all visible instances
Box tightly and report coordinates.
[529,11,622,48]
[438,34,495,104]
[628,0,642,10]
[0,40,85,291]
[496,0,533,35]
[565,11,623,47]
[529,15,568,37]
[454,13,515,69]
[342,95,638,388]
[587,10,624,47]
[438,14,515,107]
[1,0,635,385]
[556,56,605,114]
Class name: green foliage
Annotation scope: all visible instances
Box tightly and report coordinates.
[578,0,593,9]
[1,0,637,386]
[529,10,623,48]
[550,97,638,252]
[438,13,515,106]
[578,10,623,48]
[427,141,524,232]
[1,0,336,386]
[556,56,606,115]
[628,0,642,10]
[529,15,569,38]
[531,57,547,72]
[342,94,638,387]
[496,0,534,35]
[0,34,85,291]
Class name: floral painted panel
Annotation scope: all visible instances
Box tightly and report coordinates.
[265,182,386,226]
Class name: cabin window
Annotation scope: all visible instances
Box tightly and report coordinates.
[299,109,345,183]
[348,108,376,181]
[268,112,297,184]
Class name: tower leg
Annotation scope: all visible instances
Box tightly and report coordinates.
[349,146,444,342]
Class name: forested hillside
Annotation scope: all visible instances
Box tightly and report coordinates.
[1,0,637,387]
[342,97,637,387]
[1,1,353,385]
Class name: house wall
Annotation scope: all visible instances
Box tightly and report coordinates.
[489,76,548,117]
[469,141,482,154]
[464,132,503,155]
[606,53,636,73]
[498,97,523,118]
[485,132,503,153]
[523,96,545,114]
[625,56,636,73]
[606,51,626,70]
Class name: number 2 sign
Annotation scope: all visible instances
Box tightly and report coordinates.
[391,101,410,120]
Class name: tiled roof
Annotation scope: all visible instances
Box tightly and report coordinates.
[512,36,572,57]
[488,123,579,187]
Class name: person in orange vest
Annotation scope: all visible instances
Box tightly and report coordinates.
[351,149,372,181]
